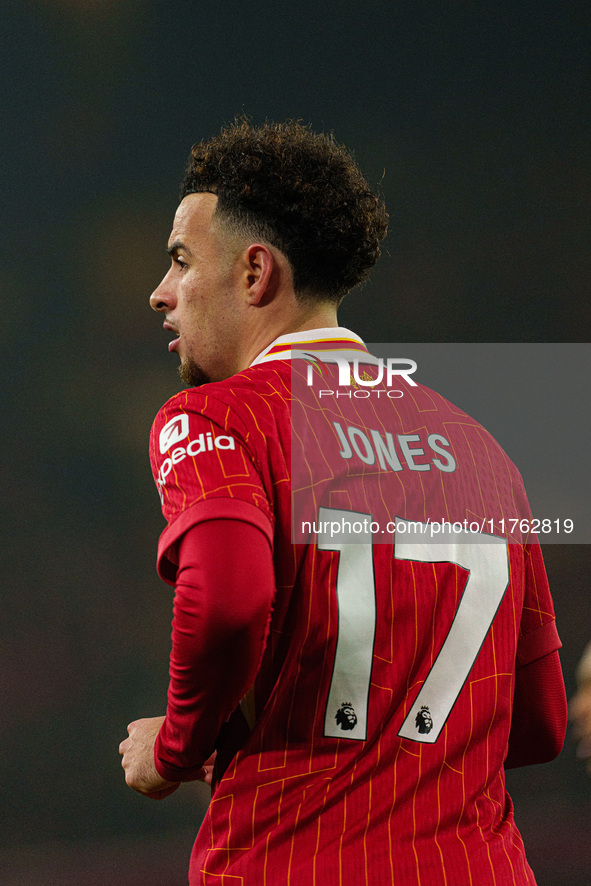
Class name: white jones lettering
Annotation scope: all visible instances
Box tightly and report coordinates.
[333,422,456,474]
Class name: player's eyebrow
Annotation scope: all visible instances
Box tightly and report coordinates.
[167,240,193,258]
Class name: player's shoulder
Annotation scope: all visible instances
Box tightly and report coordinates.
[416,380,527,485]
[152,362,291,438]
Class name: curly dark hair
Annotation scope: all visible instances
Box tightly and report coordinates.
[181,119,388,303]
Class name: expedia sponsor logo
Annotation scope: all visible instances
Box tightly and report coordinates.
[157,432,236,487]
[159,414,190,454]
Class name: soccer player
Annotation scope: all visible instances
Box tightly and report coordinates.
[119,120,567,885]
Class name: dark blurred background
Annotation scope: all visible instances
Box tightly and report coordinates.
[1,0,589,883]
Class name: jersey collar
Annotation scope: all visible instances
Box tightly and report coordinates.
[250,327,369,367]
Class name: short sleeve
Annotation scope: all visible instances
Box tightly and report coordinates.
[516,541,561,668]
[150,391,274,583]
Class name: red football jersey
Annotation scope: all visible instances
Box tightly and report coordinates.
[149,328,561,885]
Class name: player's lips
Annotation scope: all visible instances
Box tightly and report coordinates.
[163,322,180,353]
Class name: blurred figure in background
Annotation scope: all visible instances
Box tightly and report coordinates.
[570,642,591,771]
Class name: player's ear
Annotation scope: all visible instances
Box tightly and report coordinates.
[242,243,275,305]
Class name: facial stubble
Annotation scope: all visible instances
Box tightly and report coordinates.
[179,356,211,387]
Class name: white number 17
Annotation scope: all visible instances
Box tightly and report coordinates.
[318,508,509,743]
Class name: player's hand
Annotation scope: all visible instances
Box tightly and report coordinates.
[119,716,180,799]
[570,682,591,772]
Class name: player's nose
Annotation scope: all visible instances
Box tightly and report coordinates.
[150,273,176,312]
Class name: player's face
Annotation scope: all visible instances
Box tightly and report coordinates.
[150,192,244,385]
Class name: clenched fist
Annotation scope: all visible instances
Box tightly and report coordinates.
[119,716,180,800]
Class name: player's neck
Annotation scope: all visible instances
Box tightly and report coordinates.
[283,306,340,336]
[241,302,340,370]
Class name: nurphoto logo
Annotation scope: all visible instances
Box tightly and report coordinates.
[303,353,418,388]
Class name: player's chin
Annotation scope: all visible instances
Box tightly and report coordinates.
[143,783,181,800]
[178,357,211,387]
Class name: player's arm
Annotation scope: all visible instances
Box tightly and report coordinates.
[153,516,275,784]
[505,648,567,769]
[505,541,567,769]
